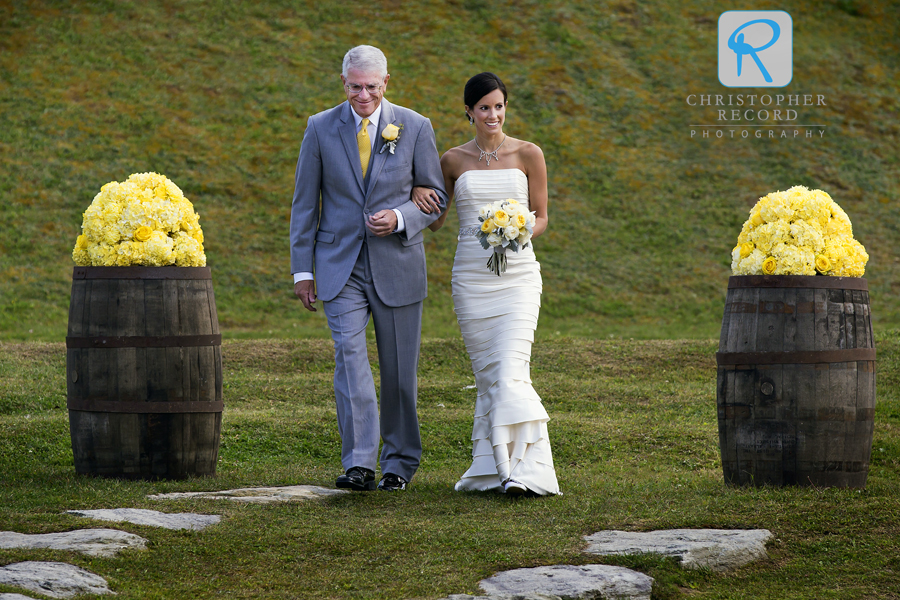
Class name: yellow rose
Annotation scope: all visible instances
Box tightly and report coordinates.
[382,124,400,141]
[749,210,764,226]
[493,210,509,227]
[481,219,495,233]
[514,213,526,228]
[762,257,777,274]
[134,225,153,242]
[739,242,754,259]
[815,254,831,273]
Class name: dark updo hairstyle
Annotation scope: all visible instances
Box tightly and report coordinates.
[464,72,508,123]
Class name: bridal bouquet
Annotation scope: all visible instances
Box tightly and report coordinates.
[72,172,207,267]
[475,199,536,276]
[731,185,867,277]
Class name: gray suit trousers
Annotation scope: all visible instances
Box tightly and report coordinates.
[323,243,423,482]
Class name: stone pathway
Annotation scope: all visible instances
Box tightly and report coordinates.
[0,562,113,599]
[0,528,147,557]
[67,508,221,531]
[441,529,773,599]
[582,529,773,572]
[0,487,343,596]
[148,484,347,503]
[2,484,773,599]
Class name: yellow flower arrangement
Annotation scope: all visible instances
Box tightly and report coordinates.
[72,172,206,267]
[731,186,868,277]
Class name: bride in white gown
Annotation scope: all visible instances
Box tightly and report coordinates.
[413,73,560,496]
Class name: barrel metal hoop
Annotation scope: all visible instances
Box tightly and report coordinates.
[67,399,224,413]
[73,266,212,280]
[716,348,876,365]
[66,334,222,348]
[728,275,868,291]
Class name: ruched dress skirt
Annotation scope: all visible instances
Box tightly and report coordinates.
[451,168,560,496]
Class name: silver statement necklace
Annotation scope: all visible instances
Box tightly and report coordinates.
[474,135,506,166]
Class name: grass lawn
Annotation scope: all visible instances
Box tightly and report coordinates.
[1,335,899,599]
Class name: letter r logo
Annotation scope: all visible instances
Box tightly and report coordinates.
[719,11,792,87]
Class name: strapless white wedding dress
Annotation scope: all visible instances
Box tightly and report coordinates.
[451,168,560,496]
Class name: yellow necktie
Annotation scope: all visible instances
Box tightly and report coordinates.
[358,118,371,178]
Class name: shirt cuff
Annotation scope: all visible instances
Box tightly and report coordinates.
[393,208,405,233]
[293,272,314,283]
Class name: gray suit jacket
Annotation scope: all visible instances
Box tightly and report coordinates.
[290,99,448,307]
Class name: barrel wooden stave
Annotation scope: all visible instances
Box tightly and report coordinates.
[717,276,876,488]
[66,268,222,480]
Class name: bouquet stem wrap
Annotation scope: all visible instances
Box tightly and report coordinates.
[486,248,508,276]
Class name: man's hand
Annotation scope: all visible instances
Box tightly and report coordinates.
[366,210,398,237]
[294,279,317,312]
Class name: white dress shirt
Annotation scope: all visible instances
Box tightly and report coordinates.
[293,103,405,284]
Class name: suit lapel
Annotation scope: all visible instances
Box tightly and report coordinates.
[365,100,395,201]
[338,102,366,196]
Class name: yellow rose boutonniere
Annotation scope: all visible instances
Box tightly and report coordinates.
[382,124,400,140]
[379,123,404,154]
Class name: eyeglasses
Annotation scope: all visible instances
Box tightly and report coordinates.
[345,83,383,95]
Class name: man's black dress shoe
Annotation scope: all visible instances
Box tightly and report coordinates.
[377,473,408,492]
[336,467,376,491]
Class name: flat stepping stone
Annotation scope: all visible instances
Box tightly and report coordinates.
[442,595,562,600]
[442,594,560,600]
[0,528,147,557]
[479,564,653,600]
[148,485,346,504]
[0,562,113,599]
[67,508,220,531]
[583,529,773,572]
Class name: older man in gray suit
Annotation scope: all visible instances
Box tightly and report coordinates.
[290,45,448,492]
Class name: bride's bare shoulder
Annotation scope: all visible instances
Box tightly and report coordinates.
[441,143,477,177]
[506,137,542,156]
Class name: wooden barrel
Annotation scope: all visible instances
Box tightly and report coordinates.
[716,275,876,488]
[66,266,223,479]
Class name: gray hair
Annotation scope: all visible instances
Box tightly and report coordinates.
[341,45,388,79]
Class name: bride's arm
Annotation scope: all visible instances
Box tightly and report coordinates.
[419,151,460,232]
[522,143,549,238]
[428,154,459,231]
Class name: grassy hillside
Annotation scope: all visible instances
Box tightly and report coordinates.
[1,0,898,340]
